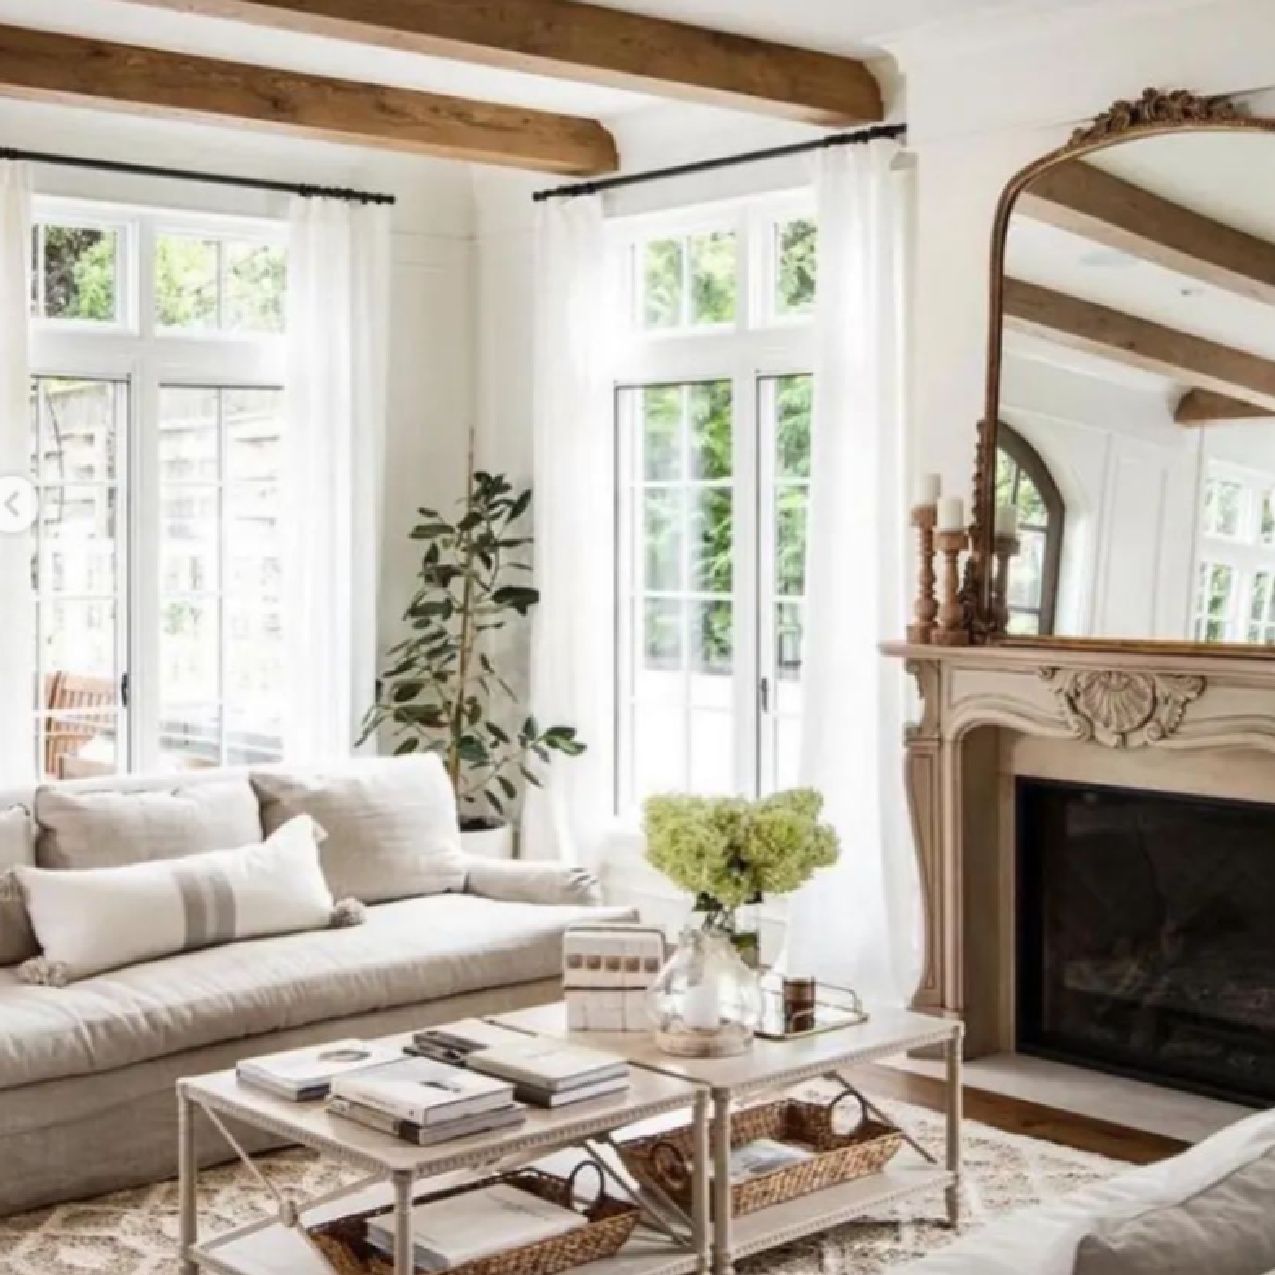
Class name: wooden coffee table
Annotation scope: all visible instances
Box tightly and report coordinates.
[177,1027,709,1275]
[491,1003,964,1275]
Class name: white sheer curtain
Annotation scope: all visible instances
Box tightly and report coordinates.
[783,140,922,1006]
[0,163,32,784]
[283,196,391,764]
[521,196,615,863]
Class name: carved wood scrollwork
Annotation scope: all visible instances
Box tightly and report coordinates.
[1038,668,1206,748]
[1066,88,1243,149]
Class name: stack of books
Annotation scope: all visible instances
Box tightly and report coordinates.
[411,1025,630,1109]
[364,1182,586,1271]
[328,1057,526,1146]
[236,1039,403,1101]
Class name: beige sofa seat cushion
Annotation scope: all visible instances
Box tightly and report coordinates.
[0,808,37,967]
[35,779,262,871]
[0,894,633,1091]
[252,755,467,904]
[1074,1148,1275,1275]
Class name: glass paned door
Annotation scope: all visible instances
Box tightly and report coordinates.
[30,377,128,780]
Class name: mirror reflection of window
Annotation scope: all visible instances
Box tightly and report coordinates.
[1192,470,1275,645]
[995,424,1065,636]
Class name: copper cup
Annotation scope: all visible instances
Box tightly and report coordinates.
[782,977,817,1034]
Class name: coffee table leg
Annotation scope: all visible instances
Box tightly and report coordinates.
[178,1084,198,1275]
[691,1090,711,1273]
[945,1028,963,1229]
[393,1171,414,1275]
[711,1088,733,1275]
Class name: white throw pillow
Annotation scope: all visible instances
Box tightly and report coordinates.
[251,755,467,904]
[0,807,37,967]
[35,778,263,871]
[16,815,336,983]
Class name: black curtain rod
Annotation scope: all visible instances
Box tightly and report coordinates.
[533,122,905,204]
[0,147,396,205]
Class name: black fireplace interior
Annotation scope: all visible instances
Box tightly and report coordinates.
[1017,777,1275,1107]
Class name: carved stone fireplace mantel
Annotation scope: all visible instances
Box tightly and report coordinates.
[883,641,1275,1056]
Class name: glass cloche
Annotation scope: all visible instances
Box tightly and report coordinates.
[648,924,763,1058]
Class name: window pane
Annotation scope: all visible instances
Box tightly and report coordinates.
[39,225,119,322]
[689,711,733,795]
[225,241,287,333]
[690,488,732,594]
[643,598,683,670]
[162,487,220,594]
[160,705,222,773]
[226,389,284,481]
[1204,478,1243,538]
[161,598,221,709]
[632,704,686,801]
[228,483,282,600]
[156,235,219,330]
[226,607,284,762]
[1015,473,1047,527]
[775,602,804,683]
[776,217,817,316]
[775,487,808,598]
[689,231,736,326]
[39,709,120,781]
[643,490,682,592]
[41,486,118,597]
[31,379,120,483]
[641,385,683,481]
[160,387,220,483]
[1009,529,1046,611]
[689,381,732,481]
[41,601,117,683]
[775,375,812,479]
[642,239,683,329]
[692,600,732,676]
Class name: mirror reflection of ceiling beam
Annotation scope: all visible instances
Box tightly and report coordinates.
[1174,389,1275,425]
[1004,278,1275,415]
[1018,161,1275,307]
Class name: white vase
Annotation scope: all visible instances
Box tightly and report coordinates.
[459,822,515,859]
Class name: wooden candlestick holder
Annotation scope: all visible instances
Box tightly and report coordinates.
[933,528,970,646]
[907,505,938,644]
[992,533,1020,635]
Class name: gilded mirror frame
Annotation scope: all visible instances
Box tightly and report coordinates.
[971,87,1275,653]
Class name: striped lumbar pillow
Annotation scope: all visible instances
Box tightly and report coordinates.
[15,815,341,985]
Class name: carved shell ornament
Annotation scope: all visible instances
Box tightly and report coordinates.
[1068,88,1244,149]
[1039,668,1205,748]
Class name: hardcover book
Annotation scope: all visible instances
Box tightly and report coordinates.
[466,1041,627,1093]
[236,1040,403,1101]
[332,1058,514,1126]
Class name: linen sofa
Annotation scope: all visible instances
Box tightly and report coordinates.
[899,1107,1275,1275]
[0,759,631,1215]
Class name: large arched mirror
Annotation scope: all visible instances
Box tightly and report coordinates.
[971,89,1275,651]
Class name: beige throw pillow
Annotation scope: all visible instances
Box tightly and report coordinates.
[252,755,466,904]
[0,807,38,967]
[35,779,263,871]
[17,815,337,983]
[1075,1147,1275,1275]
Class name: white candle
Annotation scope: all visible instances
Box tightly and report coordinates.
[913,472,941,508]
[996,505,1019,538]
[683,974,722,1031]
[937,496,965,532]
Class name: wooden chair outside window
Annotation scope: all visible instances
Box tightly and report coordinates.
[43,672,118,780]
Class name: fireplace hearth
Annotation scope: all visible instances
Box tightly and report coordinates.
[1017,778,1275,1107]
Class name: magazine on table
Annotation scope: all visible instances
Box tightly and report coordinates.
[236,1039,403,1101]
[466,1041,628,1093]
[364,1182,586,1271]
[331,1057,514,1126]
[728,1138,815,1182]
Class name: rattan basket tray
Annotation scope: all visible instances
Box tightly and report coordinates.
[309,1165,639,1275]
[618,1084,902,1217]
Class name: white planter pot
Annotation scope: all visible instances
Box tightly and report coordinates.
[460,822,516,860]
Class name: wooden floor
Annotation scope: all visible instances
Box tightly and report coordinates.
[861,1063,1188,1166]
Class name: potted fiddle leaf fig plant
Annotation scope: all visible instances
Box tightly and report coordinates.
[361,470,585,857]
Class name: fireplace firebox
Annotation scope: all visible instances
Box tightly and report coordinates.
[1017,778,1275,1107]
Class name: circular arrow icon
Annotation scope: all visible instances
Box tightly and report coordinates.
[0,475,37,535]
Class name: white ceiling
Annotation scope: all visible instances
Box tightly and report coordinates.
[0,0,1091,122]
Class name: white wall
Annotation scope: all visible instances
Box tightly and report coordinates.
[0,95,477,661]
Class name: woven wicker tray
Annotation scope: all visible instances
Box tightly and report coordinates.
[309,1164,639,1275]
[618,1084,903,1217]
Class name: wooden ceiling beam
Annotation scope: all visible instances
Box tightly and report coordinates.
[0,23,618,175]
[1174,389,1275,425]
[1004,279,1275,413]
[121,0,884,125]
[1018,160,1275,307]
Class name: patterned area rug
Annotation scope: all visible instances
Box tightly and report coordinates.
[0,1101,1124,1275]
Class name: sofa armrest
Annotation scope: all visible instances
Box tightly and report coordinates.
[462,857,602,907]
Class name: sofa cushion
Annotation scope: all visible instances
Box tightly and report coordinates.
[0,808,37,968]
[1074,1146,1275,1275]
[35,779,262,871]
[17,816,336,983]
[252,755,467,904]
[0,894,633,1091]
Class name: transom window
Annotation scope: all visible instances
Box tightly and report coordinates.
[29,198,287,781]
[614,197,817,812]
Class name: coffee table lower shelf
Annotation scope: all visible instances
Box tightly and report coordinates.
[187,1157,952,1275]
